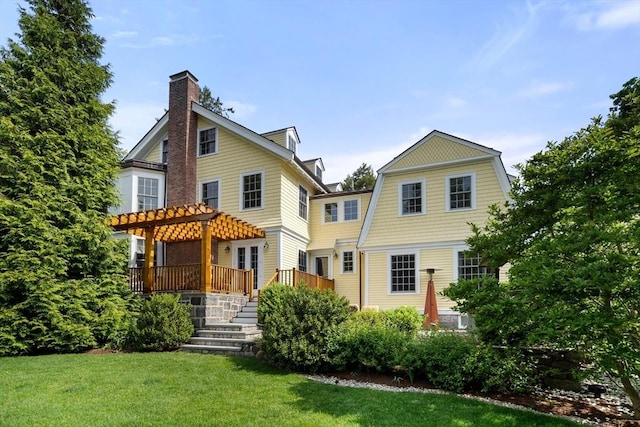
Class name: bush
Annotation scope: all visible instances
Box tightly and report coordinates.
[331,320,408,373]
[126,294,194,352]
[260,284,350,373]
[257,283,295,324]
[385,306,424,335]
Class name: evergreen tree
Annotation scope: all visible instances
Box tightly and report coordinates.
[0,0,135,355]
[199,85,235,118]
[342,163,376,190]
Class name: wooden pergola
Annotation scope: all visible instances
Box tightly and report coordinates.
[110,203,265,293]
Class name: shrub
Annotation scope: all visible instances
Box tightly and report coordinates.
[257,283,295,324]
[126,294,194,352]
[419,332,475,393]
[385,306,424,335]
[260,285,350,373]
[332,320,408,373]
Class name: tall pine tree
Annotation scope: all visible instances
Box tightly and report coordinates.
[0,0,134,355]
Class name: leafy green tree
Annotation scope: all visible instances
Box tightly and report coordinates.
[0,0,135,355]
[199,85,235,118]
[608,77,640,138]
[445,79,640,417]
[342,163,376,190]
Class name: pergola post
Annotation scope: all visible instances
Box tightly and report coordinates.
[200,220,212,293]
[143,227,155,293]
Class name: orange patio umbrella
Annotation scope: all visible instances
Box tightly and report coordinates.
[422,268,440,328]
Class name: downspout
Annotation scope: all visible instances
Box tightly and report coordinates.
[359,251,364,308]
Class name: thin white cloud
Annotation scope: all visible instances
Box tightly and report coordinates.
[109,102,166,152]
[120,33,200,49]
[227,101,257,120]
[445,96,468,108]
[112,31,137,38]
[471,132,548,175]
[518,81,570,98]
[573,1,640,31]
[467,1,540,71]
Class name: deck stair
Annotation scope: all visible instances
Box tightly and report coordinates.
[182,322,261,356]
[182,299,261,356]
[231,298,259,324]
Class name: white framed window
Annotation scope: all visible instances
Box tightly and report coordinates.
[161,139,168,164]
[240,171,263,210]
[324,202,338,223]
[298,250,307,272]
[201,179,220,209]
[198,127,217,156]
[446,173,476,211]
[398,179,426,216]
[137,177,158,211]
[389,252,419,293]
[342,250,354,274]
[315,164,323,180]
[344,199,358,221]
[455,250,497,281]
[299,186,308,220]
[287,135,297,153]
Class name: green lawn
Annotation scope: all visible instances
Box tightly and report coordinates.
[0,352,578,426]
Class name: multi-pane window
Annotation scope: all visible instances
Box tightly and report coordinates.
[390,254,416,292]
[324,203,338,222]
[287,135,296,153]
[344,200,358,221]
[343,251,354,273]
[199,128,217,155]
[202,181,219,209]
[401,182,422,215]
[457,252,496,280]
[299,186,308,220]
[137,177,158,211]
[161,139,168,164]
[450,176,472,210]
[315,165,323,180]
[242,173,262,209]
[298,250,307,272]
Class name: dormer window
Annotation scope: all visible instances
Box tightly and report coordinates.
[287,135,297,154]
[199,128,217,156]
[315,164,323,181]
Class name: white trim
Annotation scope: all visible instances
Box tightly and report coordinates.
[387,250,421,295]
[361,240,466,253]
[343,198,360,222]
[312,253,332,279]
[357,173,385,248]
[397,178,426,217]
[239,170,265,211]
[298,184,309,221]
[322,201,339,224]
[492,157,513,201]
[192,103,292,160]
[198,178,221,209]
[341,250,356,275]
[197,126,218,157]
[378,130,502,174]
[384,155,494,176]
[451,245,468,282]
[125,114,168,160]
[364,251,370,306]
[445,172,476,212]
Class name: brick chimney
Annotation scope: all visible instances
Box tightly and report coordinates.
[166,71,201,265]
[167,70,199,206]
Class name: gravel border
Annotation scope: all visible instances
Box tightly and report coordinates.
[306,374,604,426]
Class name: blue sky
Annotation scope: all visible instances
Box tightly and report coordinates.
[1,0,639,183]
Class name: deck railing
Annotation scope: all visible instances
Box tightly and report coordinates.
[264,268,334,291]
[128,264,253,297]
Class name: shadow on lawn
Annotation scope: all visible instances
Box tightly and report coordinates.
[225,357,576,426]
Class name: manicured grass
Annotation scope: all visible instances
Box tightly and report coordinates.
[0,352,578,426]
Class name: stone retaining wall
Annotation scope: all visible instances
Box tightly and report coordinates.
[178,292,248,328]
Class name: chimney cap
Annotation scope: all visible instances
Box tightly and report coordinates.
[169,70,198,83]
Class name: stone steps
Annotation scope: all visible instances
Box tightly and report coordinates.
[230,300,258,325]
[182,321,261,357]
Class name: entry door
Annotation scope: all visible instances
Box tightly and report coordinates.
[315,256,329,279]
[236,245,261,290]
